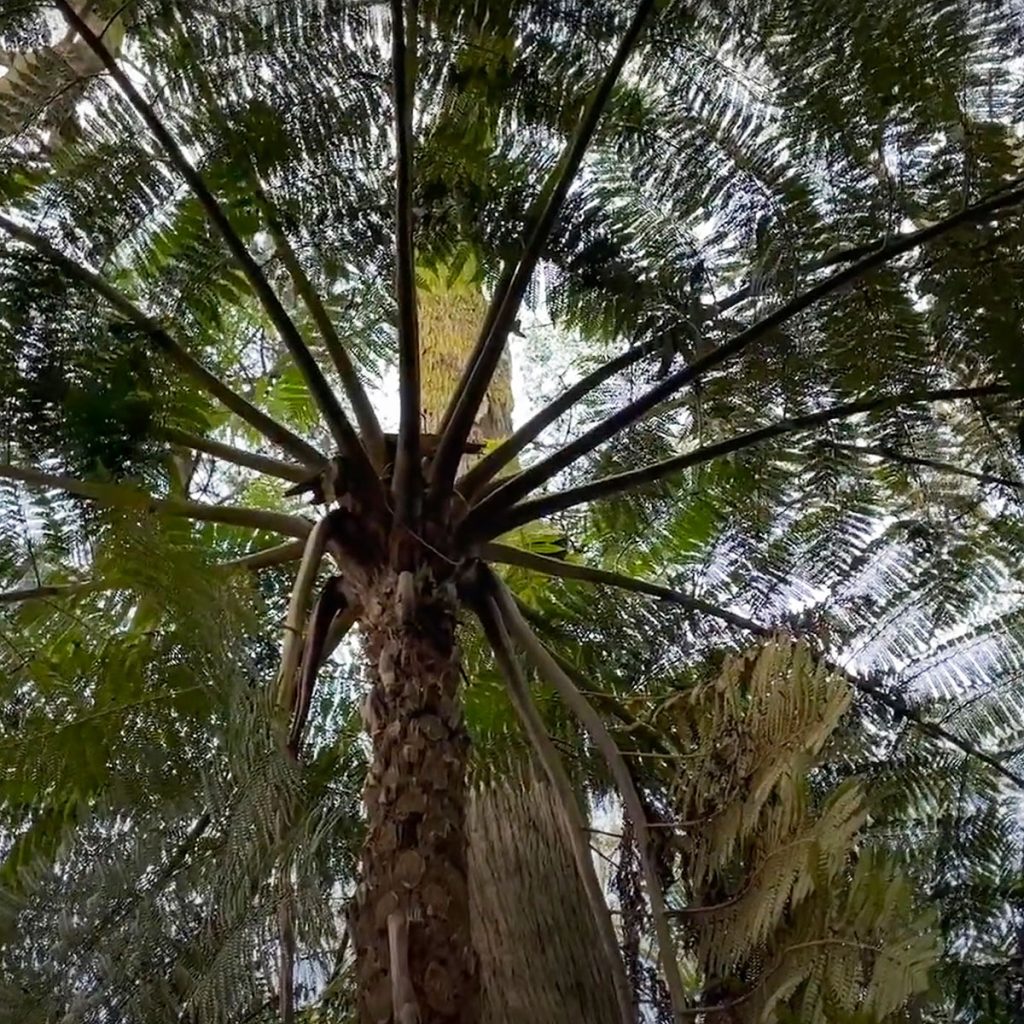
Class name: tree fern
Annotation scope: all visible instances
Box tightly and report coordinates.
[1,2,1024,1022]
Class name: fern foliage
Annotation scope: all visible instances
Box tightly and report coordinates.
[0,0,1022,1022]
[659,639,938,1021]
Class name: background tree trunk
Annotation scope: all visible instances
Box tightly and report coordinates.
[419,275,513,444]
[467,778,625,1024]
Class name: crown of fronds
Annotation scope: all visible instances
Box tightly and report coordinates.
[0,1,1023,1022]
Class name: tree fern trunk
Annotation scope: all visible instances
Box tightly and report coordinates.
[468,778,625,1024]
[349,267,622,1023]
[352,566,477,1023]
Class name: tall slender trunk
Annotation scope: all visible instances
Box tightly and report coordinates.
[352,565,476,1024]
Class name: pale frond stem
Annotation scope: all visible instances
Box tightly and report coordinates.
[473,385,1011,536]
[55,2,370,469]
[160,499,311,538]
[274,517,332,721]
[474,181,1024,515]
[457,339,661,499]
[217,541,307,572]
[0,215,323,466]
[488,572,689,1021]
[158,427,312,483]
[390,0,422,529]
[828,440,1024,490]
[474,593,635,1024]
[429,0,660,499]
[387,910,419,1024]
[508,594,674,755]
[0,463,313,538]
[168,446,199,494]
[0,581,95,605]
[481,542,767,635]
[251,185,388,470]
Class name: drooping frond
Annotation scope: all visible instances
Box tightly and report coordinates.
[661,638,940,1021]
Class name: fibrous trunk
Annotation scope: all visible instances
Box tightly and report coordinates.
[468,778,627,1024]
[352,567,476,1023]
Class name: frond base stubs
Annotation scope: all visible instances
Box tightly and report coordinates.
[353,565,476,1024]
[288,506,484,1022]
[285,433,484,511]
[270,494,480,1022]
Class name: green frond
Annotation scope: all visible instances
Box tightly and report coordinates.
[1,1,1023,1019]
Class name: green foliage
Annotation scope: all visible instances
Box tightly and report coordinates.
[658,639,939,1022]
[0,509,366,1024]
[0,1,1022,1022]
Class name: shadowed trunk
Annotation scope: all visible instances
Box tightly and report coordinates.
[468,778,626,1024]
[353,565,476,1023]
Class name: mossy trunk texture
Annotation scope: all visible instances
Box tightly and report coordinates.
[468,779,626,1024]
[353,568,476,1023]
[419,282,512,444]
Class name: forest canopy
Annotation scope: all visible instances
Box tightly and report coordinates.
[0,2,1023,1023]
